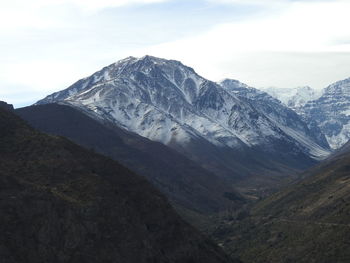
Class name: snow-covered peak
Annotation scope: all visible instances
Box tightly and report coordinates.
[116,56,137,63]
[36,56,331,161]
[109,55,196,77]
[220,79,249,90]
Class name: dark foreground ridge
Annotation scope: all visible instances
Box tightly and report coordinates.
[16,103,242,215]
[0,102,236,263]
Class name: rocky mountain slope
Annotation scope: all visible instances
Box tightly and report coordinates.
[221,79,330,152]
[300,78,350,149]
[36,55,330,192]
[0,101,236,263]
[16,103,240,214]
[212,140,350,263]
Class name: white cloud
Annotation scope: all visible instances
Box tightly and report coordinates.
[207,0,289,5]
[1,0,350,107]
[208,0,349,5]
[136,0,350,88]
[2,0,168,10]
[144,1,350,53]
[44,0,168,12]
[0,0,169,29]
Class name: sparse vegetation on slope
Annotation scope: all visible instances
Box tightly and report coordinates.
[0,102,236,263]
[210,150,350,262]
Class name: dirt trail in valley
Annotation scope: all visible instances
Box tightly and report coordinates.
[277,218,350,227]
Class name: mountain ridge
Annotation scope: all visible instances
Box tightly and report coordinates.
[36,55,330,192]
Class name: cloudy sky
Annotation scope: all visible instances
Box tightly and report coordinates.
[1,0,350,107]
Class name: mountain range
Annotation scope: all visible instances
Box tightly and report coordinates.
[262,78,350,151]
[35,55,331,196]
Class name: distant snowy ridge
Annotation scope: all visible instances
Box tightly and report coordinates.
[220,79,330,159]
[262,86,322,110]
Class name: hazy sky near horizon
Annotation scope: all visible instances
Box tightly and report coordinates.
[1,0,350,107]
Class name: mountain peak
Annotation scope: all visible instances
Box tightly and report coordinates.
[110,55,197,77]
[262,86,322,109]
[115,55,180,66]
[220,79,249,89]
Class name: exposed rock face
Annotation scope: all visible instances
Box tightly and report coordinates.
[0,106,236,263]
[220,79,330,154]
[300,78,350,149]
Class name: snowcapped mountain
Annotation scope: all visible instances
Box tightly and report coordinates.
[39,56,266,148]
[37,56,330,186]
[300,78,350,149]
[263,86,322,110]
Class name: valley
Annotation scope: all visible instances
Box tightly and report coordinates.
[2,0,350,261]
[2,55,350,262]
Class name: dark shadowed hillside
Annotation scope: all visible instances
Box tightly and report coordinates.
[0,102,236,263]
[211,142,350,263]
[16,103,242,215]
